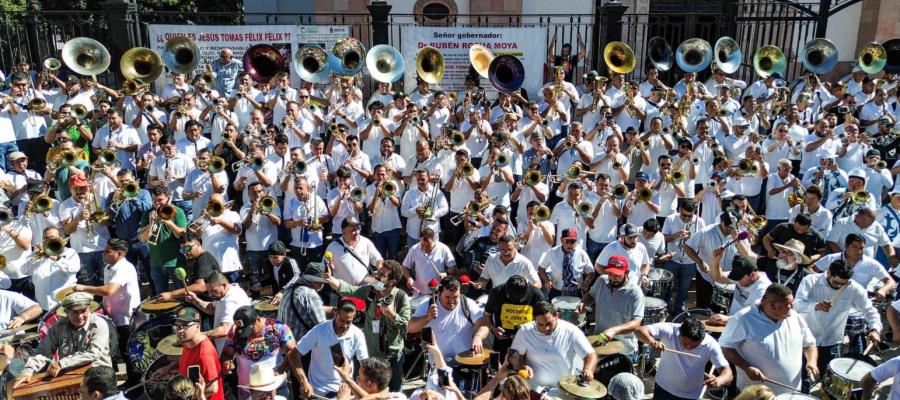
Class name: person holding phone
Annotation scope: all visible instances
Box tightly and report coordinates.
[149,308,224,400]
[407,341,466,400]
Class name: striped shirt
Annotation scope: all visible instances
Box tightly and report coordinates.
[685,223,747,283]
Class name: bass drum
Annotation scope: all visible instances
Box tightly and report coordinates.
[592,353,633,387]
[142,355,180,399]
[128,316,176,375]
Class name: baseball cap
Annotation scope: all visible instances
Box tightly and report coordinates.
[606,255,629,276]
[341,216,362,229]
[302,262,327,283]
[866,150,881,159]
[174,307,201,323]
[69,174,89,187]
[727,256,757,281]
[8,151,27,161]
[711,171,727,180]
[561,228,578,241]
[530,131,542,140]
[889,190,900,198]
[635,172,650,181]
[879,117,894,126]
[852,66,863,73]
[61,292,93,311]
[393,91,407,99]
[848,169,867,179]
[732,118,750,128]
[267,241,288,255]
[233,306,258,342]
[619,223,639,237]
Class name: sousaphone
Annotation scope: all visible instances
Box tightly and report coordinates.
[120,47,163,83]
[488,54,525,93]
[242,44,285,83]
[604,41,636,75]
[801,38,838,75]
[676,38,713,73]
[61,37,111,76]
[416,46,445,84]
[162,36,200,75]
[753,45,786,78]
[647,36,673,71]
[857,42,886,74]
[470,44,495,78]
[884,38,900,73]
[366,44,404,83]
[713,36,741,74]
[294,45,331,84]
[329,37,366,76]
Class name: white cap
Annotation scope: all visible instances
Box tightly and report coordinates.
[848,168,867,180]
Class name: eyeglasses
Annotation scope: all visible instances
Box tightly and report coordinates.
[499,248,514,254]
[174,322,196,330]
[563,239,577,244]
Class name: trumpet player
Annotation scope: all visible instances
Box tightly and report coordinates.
[589,135,625,185]
[265,72,298,124]
[519,200,555,267]
[360,102,394,160]
[184,149,228,221]
[200,96,238,146]
[233,141,277,204]
[335,134,372,188]
[149,135,194,218]
[402,139,443,186]
[229,72,265,129]
[826,168,877,220]
[788,185,833,235]
[423,90,451,141]
[24,227,79,310]
[612,80,645,133]
[862,149,894,206]
[44,103,93,159]
[5,151,40,211]
[553,122,592,175]
[176,121,210,160]
[460,108,491,165]
[130,92,168,143]
[367,164,403,261]
[92,109,140,170]
[582,174,621,259]
[328,166,364,235]
[7,72,48,152]
[764,159,801,236]
[105,169,152,276]
[59,174,109,286]
[167,93,200,141]
[284,176,329,264]
[652,155,686,219]
[139,186,188,294]
[622,172,660,226]
[401,169,448,246]
[372,137,406,183]
[243,183,282,291]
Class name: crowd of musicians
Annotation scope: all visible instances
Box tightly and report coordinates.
[0,33,899,400]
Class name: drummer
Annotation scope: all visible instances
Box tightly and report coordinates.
[860,353,900,400]
[12,292,112,389]
[537,228,594,299]
[472,274,545,358]
[707,252,772,324]
[0,289,41,331]
[184,271,252,352]
[149,308,224,400]
[157,234,220,302]
[793,259,881,390]
[634,319,733,399]
[576,255,645,358]
[889,299,900,345]
[509,300,596,388]
[813,234,896,301]
[408,276,483,361]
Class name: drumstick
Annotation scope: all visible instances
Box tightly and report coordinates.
[662,348,701,358]
[828,284,848,304]
[123,380,149,394]
[763,377,801,392]
[698,365,715,399]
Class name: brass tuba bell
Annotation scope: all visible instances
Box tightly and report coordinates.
[604,41,636,75]
[753,45,786,78]
[647,36,673,71]
[801,38,838,75]
[488,55,525,93]
[61,37,111,76]
[469,44,495,78]
[676,38,713,73]
[857,42,887,75]
[295,45,331,84]
[884,39,900,73]
[366,44,405,84]
[121,47,163,84]
[416,46,445,84]
[163,36,200,75]
[713,37,742,74]
[42,57,62,72]
[243,44,285,84]
[329,37,366,76]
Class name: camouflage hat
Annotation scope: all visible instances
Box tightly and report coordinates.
[174,307,201,323]
[61,292,93,310]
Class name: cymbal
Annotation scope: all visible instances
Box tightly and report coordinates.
[55,287,76,302]
[588,335,625,355]
[156,334,183,356]
[55,301,100,316]
[455,349,494,366]
[0,323,38,335]
[558,375,607,399]
[253,299,279,312]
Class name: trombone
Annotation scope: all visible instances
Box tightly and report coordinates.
[109,180,140,215]
[147,204,176,246]
[449,196,496,225]
[232,156,265,172]
[524,169,543,186]
[31,237,68,262]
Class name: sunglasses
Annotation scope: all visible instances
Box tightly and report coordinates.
[299,95,309,98]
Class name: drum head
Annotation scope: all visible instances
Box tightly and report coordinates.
[252,297,279,313]
[828,357,874,381]
[672,308,714,323]
[141,299,182,313]
[647,269,673,281]
[645,297,666,309]
[593,353,633,387]
[552,296,581,309]
[142,355,178,399]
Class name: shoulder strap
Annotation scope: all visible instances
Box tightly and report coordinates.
[337,238,372,273]
[460,295,474,326]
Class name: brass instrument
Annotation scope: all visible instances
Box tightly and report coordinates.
[577,201,593,217]
[0,207,13,226]
[524,169,543,186]
[98,148,117,165]
[243,44,286,83]
[858,42,887,75]
[71,104,88,120]
[801,39,838,75]
[0,254,5,270]
[188,199,232,234]
[120,79,146,96]
[451,131,466,147]
[613,184,629,200]
[495,154,510,169]
[488,55,526,93]
[308,194,322,232]
[636,187,653,202]
[329,37,366,76]
[647,36,674,71]
[232,156,265,172]
[61,37,111,76]
[25,193,54,217]
[380,181,397,198]
[27,98,47,112]
[59,149,79,167]
[714,36,742,74]
[291,159,307,175]
[459,163,475,178]
[147,204,176,246]
[163,36,200,75]
[676,38,713,73]
[121,47,163,84]
[738,158,754,175]
[31,237,68,262]
[349,187,366,203]
[753,45,786,78]
[449,196,496,225]
[416,46,445,84]
[42,57,62,72]
[295,45,331,84]
[258,196,277,213]
[208,156,227,174]
[470,44,495,78]
[851,191,871,205]
[532,204,551,222]
[366,44,405,84]
[671,170,685,184]
[875,160,887,171]
[603,42,636,75]
[749,216,768,231]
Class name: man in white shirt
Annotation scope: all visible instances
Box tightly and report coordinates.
[324,217,383,286]
[294,299,369,397]
[661,201,706,314]
[58,174,108,286]
[401,169,449,246]
[402,228,456,294]
[596,223,652,286]
[148,135,194,218]
[708,252,772,323]
[0,289,41,331]
[183,148,228,222]
[71,238,140,381]
[408,276,483,361]
[91,109,141,171]
[634,319,732,399]
[22,226,79,311]
[719,284,818,395]
[510,300,597,388]
[550,182,590,249]
[175,121,211,161]
[813,234,896,300]
[185,271,251,353]
[827,208,894,260]
[477,234,540,290]
[229,72,266,130]
[284,176,329,265]
[198,193,243,283]
[765,159,801,232]
[242,182,282,290]
[860,353,900,400]
[233,141,278,205]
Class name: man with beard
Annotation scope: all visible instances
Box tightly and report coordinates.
[761,214,827,271]
[814,233,896,302]
[325,260,410,392]
[476,234,540,290]
[596,223,652,287]
[762,239,811,293]
[577,255,645,358]
[148,308,224,400]
[185,271,251,352]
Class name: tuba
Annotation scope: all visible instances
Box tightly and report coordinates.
[801,38,838,75]
[366,44,404,84]
[120,47,163,84]
[676,38,713,73]
[714,37,742,74]
[329,37,366,76]
[162,36,200,75]
[884,39,900,73]
[857,42,887,75]
[488,55,525,93]
[416,46,445,84]
[295,45,331,84]
[647,36,674,71]
[61,37,111,76]
[753,45,786,78]
[604,42,636,75]
[470,44,495,78]
[243,44,285,84]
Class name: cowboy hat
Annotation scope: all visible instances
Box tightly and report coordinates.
[772,239,810,264]
[237,364,286,392]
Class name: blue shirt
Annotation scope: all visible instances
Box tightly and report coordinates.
[211,59,241,97]
[522,148,551,176]
[106,188,153,239]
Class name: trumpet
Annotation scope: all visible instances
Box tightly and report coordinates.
[875,160,887,171]
[850,191,871,205]
[636,187,653,202]
[613,184,630,200]
[257,196,277,214]
[31,237,69,262]
[449,196,496,225]
[532,204,551,222]
[524,169,543,186]
[291,159,307,175]
[459,163,475,178]
[188,199,234,234]
[577,201,593,217]
[232,156,265,172]
[97,148,117,166]
[671,170,685,184]
[349,187,366,202]
[0,207,13,226]
[147,204,176,246]
[71,104,88,119]
[495,154,510,169]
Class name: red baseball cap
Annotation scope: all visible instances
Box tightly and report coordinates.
[606,255,629,276]
[561,228,578,241]
[68,174,89,188]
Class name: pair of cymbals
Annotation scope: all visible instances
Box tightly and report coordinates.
[558,375,607,399]
[588,335,626,356]
[455,349,495,366]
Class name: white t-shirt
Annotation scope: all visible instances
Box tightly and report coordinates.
[402,242,456,293]
[813,252,890,290]
[149,155,195,201]
[283,195,327,249]
[58,197,109,254]
[764,172,795,220]
[647,322,729,399]
[295,320,369,396]
[212,285,252,352]
[794,273,881,346]
[661,214,706,265]
[324,237,383,286]
[510,320,594,387]
[23,248,79,310]
[184,169,229,221]
[481,253,538,288]
[868,355,900,400]
[92,124,142,171]
[718,305,816,395]
[240,203,280,252]
[596,240,651,284]
[412,296,483,360]
[200,210,242,273]
[103,258,140,326]
[729,274,772,316]
[826,216,891,258]
[0,290,38,330]
[0,224,33,280]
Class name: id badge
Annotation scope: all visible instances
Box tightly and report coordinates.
[372,319,381,334]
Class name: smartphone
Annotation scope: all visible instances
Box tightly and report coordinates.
[330,343,345,368]
[489,351,500,372]
[437,369,450,387]
[508,349,524,371]
[187,365,200,383]
[421,327,433,345]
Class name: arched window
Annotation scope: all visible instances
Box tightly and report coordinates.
[414,0,458,25]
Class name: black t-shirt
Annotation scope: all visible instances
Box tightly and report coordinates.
[484,284,545,337]
[186,252,220,301]
[553,55,579,82]
[768,222,826,259]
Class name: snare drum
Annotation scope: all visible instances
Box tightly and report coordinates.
[455,350,493,397]
[712,283,735,313]
[642,297,668,325]
[139,298,183,316]
[552,296,586,327]
[252,297,279,319]
[826,357,874,399]
[644,268,674,299]
[844,308,867,337]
